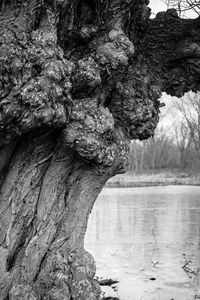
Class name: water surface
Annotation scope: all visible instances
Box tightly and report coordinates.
[85,186,200,300]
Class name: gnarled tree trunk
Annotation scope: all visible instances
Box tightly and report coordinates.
[0,0,200,299]
[0,129,116,299]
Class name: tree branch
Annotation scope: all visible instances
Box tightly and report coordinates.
[138,9,200,97]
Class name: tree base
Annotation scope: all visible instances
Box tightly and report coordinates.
[0,130,113,299]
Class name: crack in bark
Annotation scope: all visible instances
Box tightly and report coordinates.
[5,136,54,275]
[0,139,20,190]
[33,251,48,283]
[6,226,30,272]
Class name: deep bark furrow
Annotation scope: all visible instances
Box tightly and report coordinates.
[0,140,19,190]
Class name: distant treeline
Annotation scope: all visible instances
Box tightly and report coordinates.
[128,92,200,173]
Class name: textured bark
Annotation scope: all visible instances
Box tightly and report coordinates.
[0,129,118,299]
[0,0,200,299]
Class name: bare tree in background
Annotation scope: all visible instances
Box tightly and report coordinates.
[173,92,200,168]
[144,127,178,169]
[162,0,200,17]
[128,127,179,172]
[174,122,191,168]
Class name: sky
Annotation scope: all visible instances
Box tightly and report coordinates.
[149,0,168,15]
[149,0,197,18]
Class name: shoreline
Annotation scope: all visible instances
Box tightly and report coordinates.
[106,182,200,188]
[106,172,200,188]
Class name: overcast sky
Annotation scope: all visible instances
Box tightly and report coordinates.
[149,0,197,18]
[149,0,167,14]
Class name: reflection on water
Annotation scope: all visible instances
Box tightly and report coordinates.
[85,186,200,300]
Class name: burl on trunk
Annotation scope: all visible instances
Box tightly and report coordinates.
[0,0,200,299]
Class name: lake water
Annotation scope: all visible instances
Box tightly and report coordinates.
[85,186,200,300]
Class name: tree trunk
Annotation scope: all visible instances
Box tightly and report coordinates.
[0,129,116,299]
